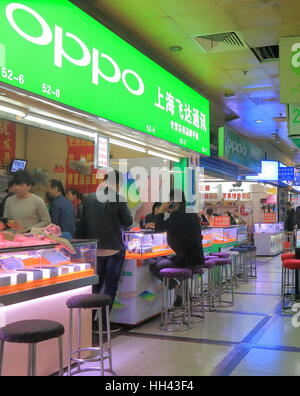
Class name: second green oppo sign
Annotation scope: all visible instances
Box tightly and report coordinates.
[0,0,210,155]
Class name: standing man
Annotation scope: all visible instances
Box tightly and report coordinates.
[47,179,76,239]
[3,170,50,232]
[0,181,15,217]
[79,170,133,331]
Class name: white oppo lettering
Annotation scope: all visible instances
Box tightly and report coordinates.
[291,43,300,68]
[5,3,145,96]
[226,137,247,156]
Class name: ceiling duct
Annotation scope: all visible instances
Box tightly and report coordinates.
[251,45,279,62]
[193,32,248,53]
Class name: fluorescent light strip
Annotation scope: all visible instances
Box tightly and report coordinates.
[148,144,183,157]
[147,150,180,162]
[29,96,94,119]
[25,115,96,139]
[110,133,148,146]
[110,138,147,153]
[0,104,25,117]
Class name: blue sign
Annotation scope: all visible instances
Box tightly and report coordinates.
[278,167,295,182]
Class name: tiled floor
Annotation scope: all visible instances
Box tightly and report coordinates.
[80,255,300,376]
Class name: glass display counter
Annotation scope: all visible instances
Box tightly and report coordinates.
[0,236,98,376]
[112,231,174,326]
[202,226,238,252]
[236,226,248,244]
[254,222,284,256]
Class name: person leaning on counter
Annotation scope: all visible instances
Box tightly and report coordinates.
[0,170,50,233]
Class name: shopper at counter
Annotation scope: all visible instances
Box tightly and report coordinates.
[79,170,133,331]
[66,188,85,236]
[47,180,76,239]
[227,212,237,226]
[145,202,162,229]
[285,202,295,232]
[3,170,50,233]
[150,190,204,289]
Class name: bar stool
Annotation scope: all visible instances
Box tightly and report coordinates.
[203,259,218,311]
[281,253,295,261]
[240,245,257,278]
[0,320,64,376]
[214,258,234,307]
[231,247,249,283]
[211,252,230,259]
[159,268,193,332]
[190,266,205,322]
[66,294,114,376]
[282,259,300,310]
[229,251,240,288]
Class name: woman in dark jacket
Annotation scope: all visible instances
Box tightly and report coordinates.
[149,190,204,288]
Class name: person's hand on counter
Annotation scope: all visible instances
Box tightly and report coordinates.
[0,221,6,231]
[7,220,25,233]
[145,222,155,229]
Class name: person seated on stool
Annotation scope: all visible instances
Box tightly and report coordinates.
[149,189,205,305]
[145,202,162,230]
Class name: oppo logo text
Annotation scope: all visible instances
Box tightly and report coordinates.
[226,137,247,156]
[291,43,300,69]
[5,3,145,96]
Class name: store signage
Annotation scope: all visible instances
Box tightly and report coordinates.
[94,134,109,169]
[222,183,252,201]
[0,1,210,155]
[263,213,277,224]
[288,104,300,148]
[218,127,263,173]
[278,166,295,182]
[280,37,300,103]
[246,161,279,182]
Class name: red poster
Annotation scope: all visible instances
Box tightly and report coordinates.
[0,121,16,164]
[66,137,99,194]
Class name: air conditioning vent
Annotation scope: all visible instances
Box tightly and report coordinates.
[251,45,279,62]
[193,32,248,53]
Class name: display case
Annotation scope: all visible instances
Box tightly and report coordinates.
[202,226,238,248]
[254,222,284,234]
[236,226,248,243]
[202,227,213,249]
[125,230,173,260]
[254,222,284,256]
[0,237,98,376]
[0,238,97,305]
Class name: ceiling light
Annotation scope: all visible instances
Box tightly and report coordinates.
[170,46,183,52]
[29,96,92,118]
[25,115,96,139]
[147,150,180,162]
[109,138,147,153]
[148,144,182,156]
[255,120,263,123]
[110,133,147,146]
[0,104,26,118]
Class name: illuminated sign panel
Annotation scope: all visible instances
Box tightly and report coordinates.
[0,1,210,154]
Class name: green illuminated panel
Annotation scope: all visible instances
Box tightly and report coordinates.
[0,0,210,154]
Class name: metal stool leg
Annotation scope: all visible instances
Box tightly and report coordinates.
[68,308,73,376]
[106,305,113,373]
[0,340,4,376]
[28,344,36,377]
[58,336,64,377]
[97,308,104,376]
[77,308,82,372]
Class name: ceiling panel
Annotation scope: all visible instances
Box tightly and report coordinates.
[227,4,281,29]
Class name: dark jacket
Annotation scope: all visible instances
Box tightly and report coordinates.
[0,193,14,218]
[155,210,205,267]
[78,191,133,250]
[145,213,156,224]
[50,195,76,236]
[285,208,295,231]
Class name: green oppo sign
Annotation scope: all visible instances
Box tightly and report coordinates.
[218,127,263,173]
[280,37,300,103]
[0,1,210,155]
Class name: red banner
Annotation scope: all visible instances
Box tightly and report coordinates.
[66,137,99,194]
[0,121,16,164]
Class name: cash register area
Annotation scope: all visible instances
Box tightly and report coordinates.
[0,225,296,377]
